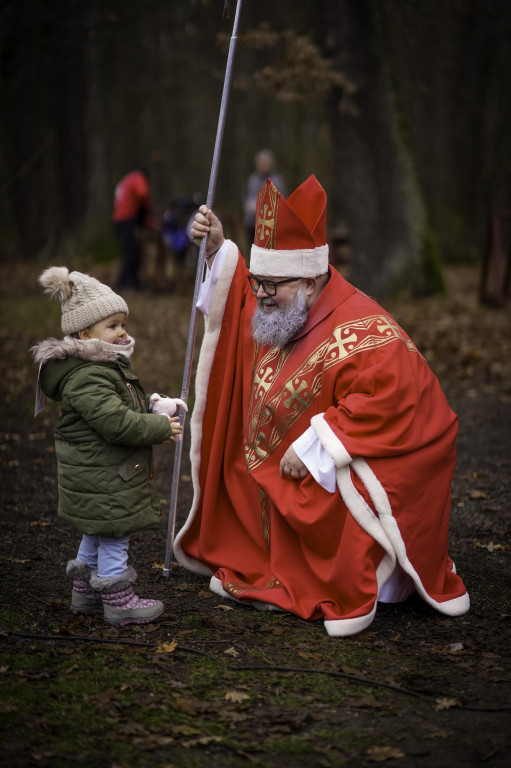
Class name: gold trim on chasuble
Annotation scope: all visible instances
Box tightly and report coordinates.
[255,182,279,248]
[244,314,418,474]
[222,489,282,599]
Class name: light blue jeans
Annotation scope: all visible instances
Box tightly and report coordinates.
[77,534,130,578]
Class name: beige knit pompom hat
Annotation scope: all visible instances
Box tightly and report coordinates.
[39,266,129,335]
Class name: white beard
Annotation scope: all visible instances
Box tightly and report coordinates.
[251,287,308,348]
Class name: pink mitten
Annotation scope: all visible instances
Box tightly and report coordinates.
[149,393,188,417]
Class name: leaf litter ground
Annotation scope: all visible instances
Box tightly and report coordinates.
[0,263,510,767]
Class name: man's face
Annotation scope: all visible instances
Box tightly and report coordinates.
[253,276,304,312]
[250,277,310,347]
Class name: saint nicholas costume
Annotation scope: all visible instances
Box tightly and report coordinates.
[174,176,469,636]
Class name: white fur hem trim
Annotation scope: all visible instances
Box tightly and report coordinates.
[344,457,470,617]
[377,513,470,616]
[311,413,352,467]
[310,414,469,617]
[324,603,378,637]
[173,240,238,574]
[250,244,329,277]
[210,575,236,600]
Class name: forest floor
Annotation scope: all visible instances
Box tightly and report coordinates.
[0,259,510,768]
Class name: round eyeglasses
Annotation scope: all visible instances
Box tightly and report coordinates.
[247,275,302,296]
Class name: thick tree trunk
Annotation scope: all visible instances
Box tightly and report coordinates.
[316,0,443,297]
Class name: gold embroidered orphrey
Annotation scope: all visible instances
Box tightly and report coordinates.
[223,573,282,599]
[244,314,418,473]
[255,182,279,248]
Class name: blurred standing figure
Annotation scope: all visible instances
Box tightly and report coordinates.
[113,169,154,291]
[244,149,286,247]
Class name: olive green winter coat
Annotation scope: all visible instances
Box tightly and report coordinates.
[33,336,173,538]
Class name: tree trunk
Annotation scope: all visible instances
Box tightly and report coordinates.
[316,0,443,297]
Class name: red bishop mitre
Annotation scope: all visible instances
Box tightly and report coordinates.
[250,174,329,278]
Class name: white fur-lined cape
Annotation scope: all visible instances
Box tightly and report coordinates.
[174,240,239,575]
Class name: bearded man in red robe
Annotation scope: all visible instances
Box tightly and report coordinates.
[174,175,469,636]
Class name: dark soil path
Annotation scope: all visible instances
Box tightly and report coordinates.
[0,264,510,767]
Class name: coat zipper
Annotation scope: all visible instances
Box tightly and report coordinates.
[125,381,137,408]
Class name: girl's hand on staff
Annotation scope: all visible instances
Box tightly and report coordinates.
[191,205,225,261]
[168,416,183,442]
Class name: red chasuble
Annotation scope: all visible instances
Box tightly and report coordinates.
[174,241,469,636]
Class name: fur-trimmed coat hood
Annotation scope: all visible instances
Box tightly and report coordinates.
[32,335,135,405]
[33,335,132,366]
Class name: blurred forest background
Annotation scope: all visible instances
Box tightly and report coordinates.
[1,0,510,297]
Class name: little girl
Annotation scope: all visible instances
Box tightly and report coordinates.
[32,267,184,626]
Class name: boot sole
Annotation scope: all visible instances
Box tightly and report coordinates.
[104,608,164,627]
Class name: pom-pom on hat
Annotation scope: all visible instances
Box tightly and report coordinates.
[39,267,129,335]
[250,174,329,278]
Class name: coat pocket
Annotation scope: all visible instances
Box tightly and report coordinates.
[117,447,151,481]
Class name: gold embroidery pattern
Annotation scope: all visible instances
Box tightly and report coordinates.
[255,183,279,248]
[245,343,295,468]
[323,315,417,371]
[260,488,271,551]
[223,581,248,599]
[244,314,418,472]
[223,576,282,599]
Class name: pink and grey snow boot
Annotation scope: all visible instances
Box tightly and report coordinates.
[66,559,103,614]
[90,566,164,626]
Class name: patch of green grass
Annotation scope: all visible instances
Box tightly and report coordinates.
[0,648,194,764]
[0,605,30,632]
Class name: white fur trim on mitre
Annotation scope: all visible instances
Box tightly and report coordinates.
[250,244,329,278]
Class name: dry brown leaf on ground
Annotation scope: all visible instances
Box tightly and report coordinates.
[154,639,178,654]
[367,745,405,760]
[474,540,508,552]
[435,697,460,711]
[182,735,222,748]
[171,724,201,737]
[132,735,175,748]
[224,690,250,703]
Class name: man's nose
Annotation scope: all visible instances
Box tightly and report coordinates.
[255,283,270,298]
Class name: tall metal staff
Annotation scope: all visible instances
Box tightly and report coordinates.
[163,0,243,577]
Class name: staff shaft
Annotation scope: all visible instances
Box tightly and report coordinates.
[163,0,243,577]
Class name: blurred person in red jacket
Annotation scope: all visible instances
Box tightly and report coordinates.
[113,169,154,291]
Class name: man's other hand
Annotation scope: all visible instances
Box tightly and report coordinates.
[280,446,310,480]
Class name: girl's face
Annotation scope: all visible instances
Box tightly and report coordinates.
[78,313,129,345]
